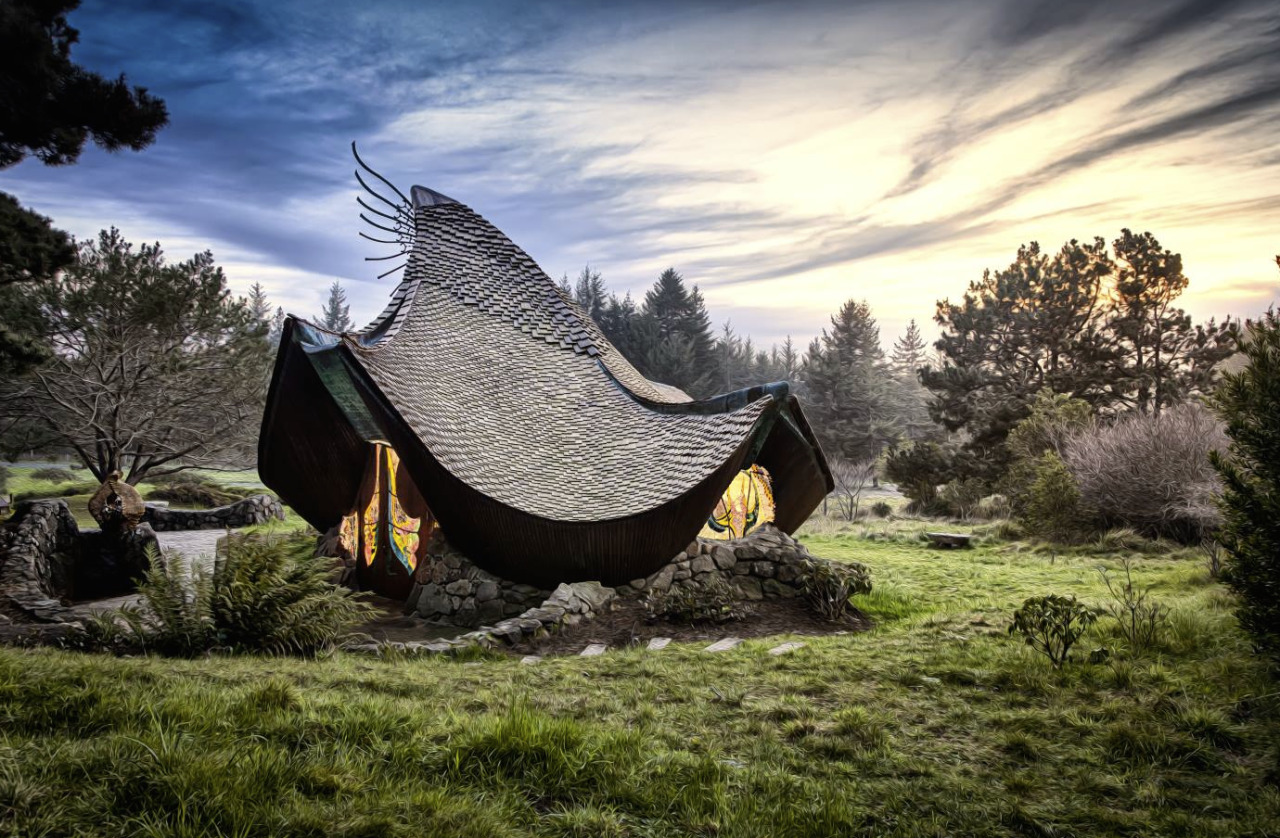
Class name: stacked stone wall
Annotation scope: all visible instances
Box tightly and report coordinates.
[406,537,551,627]
[144,495,285,531]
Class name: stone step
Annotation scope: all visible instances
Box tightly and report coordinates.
[579,643,608,657]
[646,637,672,651]
[768,641,806,656]
[520,655,541,665]
[704,637,742,653]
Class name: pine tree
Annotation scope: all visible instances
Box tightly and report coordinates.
[572,265,608,323]
[639,268,717,396]
[320,280,351,333]
[803,300,901,461]
[891,319,927,376]
[247,282,271,324]
[889,320,937,441]
[268,306,286,348]
[1106,229,1234,415]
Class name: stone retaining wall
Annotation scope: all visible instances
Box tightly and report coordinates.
[0,500,157,623]
[144,494,285,531]
[405,535,552,627]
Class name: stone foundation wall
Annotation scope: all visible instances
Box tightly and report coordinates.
[616,524,830,603]
[406,536,551,627]
[144,494,285,531]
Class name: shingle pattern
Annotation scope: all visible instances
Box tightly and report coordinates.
[346,199,773,521]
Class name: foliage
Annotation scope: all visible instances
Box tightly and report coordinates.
[13,481,97,501]
[0,193,74,374]
[1061,401,1226,542]
[883,441,957,513]
[1210,301,1280,662]
[828,457,876,521]
[1098,558,1168,655]
[0,0,168,168]
[145,481,253,509]
[1004,389,1094,515]
[923,233,1233,478]
[938,478,986,520]
[29,467,75,482]
[0,229,272,482]
[888,319,937,442]
[82,533,373,656]
[319,279,351,333]
[643,575,750,625]
[1020,451,1091,543]
[803,299,902,462]
[798,558,872,621]
[871,500,892,518]
[1009,594,1098,667]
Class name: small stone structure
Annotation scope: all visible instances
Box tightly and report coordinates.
[0,500,158,623]
[143,494,285,531]
[406,535,552,627]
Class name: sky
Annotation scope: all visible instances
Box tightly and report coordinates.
[3,0,1279,349]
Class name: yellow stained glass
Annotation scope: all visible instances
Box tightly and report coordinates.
[700,464,775,540]
[338,511,359,557]
[362,454,380,567]
[385,447,421,573]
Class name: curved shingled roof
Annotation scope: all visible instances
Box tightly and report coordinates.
[259,184,832,584]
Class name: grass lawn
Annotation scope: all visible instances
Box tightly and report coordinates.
[2,523,1279,836]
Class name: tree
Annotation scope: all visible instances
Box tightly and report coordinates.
[1210,283,1280,661]
[268,306,286,349]
[570,265,607,323]
[803,299,901,462]
[888,319,936,441]
[0,0,168,168]
[0,229,271,481]
[638,268,718,396]
[320,280,351,333]
[1105,229,1234,415]
[0,193,76,374]
[891,319,927,374]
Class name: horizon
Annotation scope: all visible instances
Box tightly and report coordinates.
[2,0,1278,349]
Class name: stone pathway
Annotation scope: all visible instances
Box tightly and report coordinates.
[68,529,233,618]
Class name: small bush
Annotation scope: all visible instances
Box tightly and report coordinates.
[79,533,373,656]
[1009,594,1098,668]
[643,575,750,624]
[1020,451,1092,543]
[30,467,76,482]
[938,478,985,520]
[1063,401,1226,542]
[884,442,957,513]
[974,494,1011,520]
[1099,558,1168,655]
[871,500,892,518]
[798,558,872,622]
[14,481,99,501]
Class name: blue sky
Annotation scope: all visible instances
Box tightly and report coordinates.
[3,0,1278,348]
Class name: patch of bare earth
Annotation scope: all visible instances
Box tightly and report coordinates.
[513,597,871,656]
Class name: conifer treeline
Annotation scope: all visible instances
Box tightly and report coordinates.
[557,266,934,463]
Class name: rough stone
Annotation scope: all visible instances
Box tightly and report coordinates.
[763,578,797,598]
[477,598,505,623]
[731,577,764,600]
[445,579,474,597]
[734,543,766,560]
[690,555,715,574]
[751,561,776,578]
[475,580,500,602]
[672,567,691,581]
[710,545,736,570]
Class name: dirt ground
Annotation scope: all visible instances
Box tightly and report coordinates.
[511,597,870,656]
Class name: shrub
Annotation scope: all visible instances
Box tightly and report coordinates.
[1211,305,1280,660]
[1020,451,1092,543]
[1004,389,1094,517]
[884,442,957,513]
[797,558,871,622]
[938,478,986,520]
[79,532,373,656]
[30,467,76,482]
[1009,594,1097,668]
[974,494,1011,520]
[871,500,892,518]
[14,481,99,501]
[643,575,750,624]
[1098,558,1168,655]
[1061,401,1227,542]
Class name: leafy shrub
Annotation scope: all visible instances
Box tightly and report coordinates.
[1004,390,1094,516]
[938,478,986,520]
[798,558,872,622]
[79,533,373,656]
[30,467,76,482]
[1211,305,1280,660]
[1009,594,1098,668]
[643,575,750,624]
[871,500,892,518]
[1099,558,1168,654]
[974,494,1011,520]
[1020,451,1092,543]
[883,441,957,514]
[1062,402,1226,542]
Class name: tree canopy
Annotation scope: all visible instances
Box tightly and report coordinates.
[0,0,168,168]
[0,230,271,481]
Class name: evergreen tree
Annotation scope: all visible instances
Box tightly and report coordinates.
[268,306,286,349]
[889,319,937,441]
[1106,229,1234,415]
[571,265,608,323]
[320,280,351,333]
[1211,288,1280,661]
[803,300,901,461]
[247,282,271,324]
[891,319,927,376]
[639,268,717,396]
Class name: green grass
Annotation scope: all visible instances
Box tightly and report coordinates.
[2,527,1279,836]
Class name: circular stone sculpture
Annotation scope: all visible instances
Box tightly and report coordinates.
[87,470,145,531]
